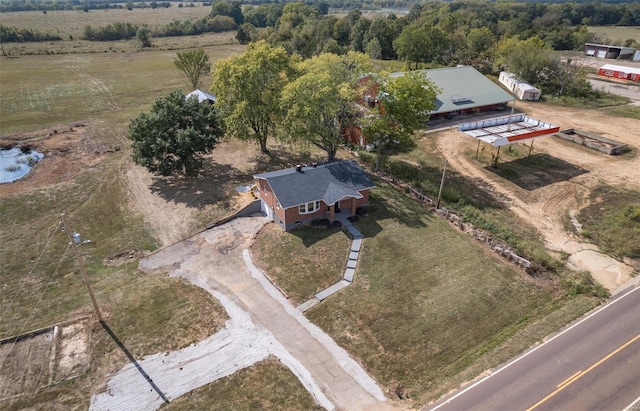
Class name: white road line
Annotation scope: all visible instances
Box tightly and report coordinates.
[429,286,640,411]
[623,394,640,411]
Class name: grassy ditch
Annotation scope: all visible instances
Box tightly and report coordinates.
[578,185,640,260]
[604,104,640,121]
[541,91,630,109]
[255,180,599,406]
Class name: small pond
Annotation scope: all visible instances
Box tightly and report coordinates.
[0,147,45,184]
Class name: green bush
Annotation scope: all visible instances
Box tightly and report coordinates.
[562,271,609,298]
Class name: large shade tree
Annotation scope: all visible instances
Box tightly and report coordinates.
[363,70,439,170]
[127,90,224,176]
[496,35,593,97]
[280,51,372,161]
[174,48,211,90]
[211,41,295,154]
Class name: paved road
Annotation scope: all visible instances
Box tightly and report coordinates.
[590,78,640,101]
[426,286,640,411]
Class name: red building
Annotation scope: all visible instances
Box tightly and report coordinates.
[598,64,640,83]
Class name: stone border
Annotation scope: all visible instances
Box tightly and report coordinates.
[555,128,629,155]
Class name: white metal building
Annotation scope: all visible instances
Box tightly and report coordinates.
[498,72,541,101]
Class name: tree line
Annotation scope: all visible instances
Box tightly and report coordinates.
[0,0,189,12]
[0,25,61,42]
[129,42,438,176]
[228,0,638,98]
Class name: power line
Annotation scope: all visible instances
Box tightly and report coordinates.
[2,218,62,321]
[61,212,102,322]
[0,242,71,372]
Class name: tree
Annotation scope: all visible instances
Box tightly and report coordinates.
[235,23,257,44]
[136,27,151,47]
[394,23,449,68]
[281,52,372,161]
[211,41,294,154]
[363,71,439,170]
[496,36,554,85]
[127,90,223,176]
[210,0,242,25]
[174,48,211,90]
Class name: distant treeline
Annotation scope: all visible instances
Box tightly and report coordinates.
[82,21,139,40]
[0,24,61,41]
[78,16,237,40]
[0,0,184,12]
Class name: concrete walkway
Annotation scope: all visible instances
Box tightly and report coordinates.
[299,218,364,312]
[91,217,389,411]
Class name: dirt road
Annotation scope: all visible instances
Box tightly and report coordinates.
[434,102,640,291]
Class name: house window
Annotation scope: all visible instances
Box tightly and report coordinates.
[299,201,320,214]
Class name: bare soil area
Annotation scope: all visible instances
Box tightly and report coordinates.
[0,318,91,403]
[0,123,109,197]
[433,101,640,290]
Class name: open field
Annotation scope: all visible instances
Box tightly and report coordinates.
[0,6,211,40]
[0,44,244,133]
[588,25,640,43]
[578,185,640,260]
[0,7,238,55]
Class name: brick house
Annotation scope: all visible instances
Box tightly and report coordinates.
[254,160,374,231]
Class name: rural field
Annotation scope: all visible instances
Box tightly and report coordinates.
[588,25,640,43]
[0,5,235,55]
[2,9,640,410]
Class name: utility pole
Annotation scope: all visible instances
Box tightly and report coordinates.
[436,159,448,209]
[61,213,102,322]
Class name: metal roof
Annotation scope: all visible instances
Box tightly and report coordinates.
[600,64,640,76]
[254,160,374,208]
[458,115,560,147]
[185,89,217,103]
[390,66,515,115]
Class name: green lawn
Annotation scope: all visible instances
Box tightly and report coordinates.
[252,224,351,304]
[255,180,600,405]
[605,104,640,121]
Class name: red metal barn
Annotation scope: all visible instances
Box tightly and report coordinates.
[598,64,640,83]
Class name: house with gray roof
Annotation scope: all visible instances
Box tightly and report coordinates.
[390,65,515,119]
[254,160,374,231]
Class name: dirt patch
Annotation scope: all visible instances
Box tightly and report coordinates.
[0,317,91,403]
[0,123,112,197]
[104,248,148,266]
[434,102,640,291]
[124,140,265,247]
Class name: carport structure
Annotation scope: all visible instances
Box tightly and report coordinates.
[458,114,560,166]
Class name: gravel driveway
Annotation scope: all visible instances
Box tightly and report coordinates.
[90,216,392,411]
